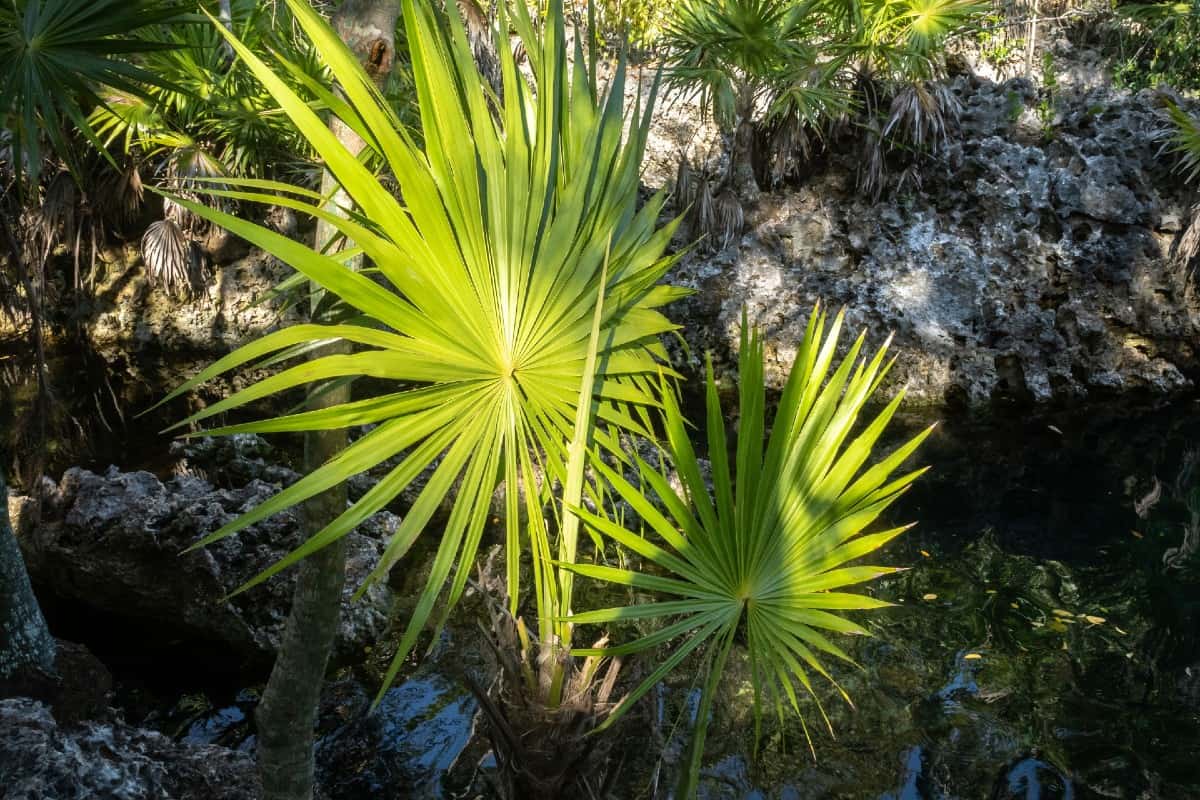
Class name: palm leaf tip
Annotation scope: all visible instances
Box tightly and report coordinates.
[573,307,927,785]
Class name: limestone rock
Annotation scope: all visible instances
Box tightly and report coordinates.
[0,698,259,800]
[665,79,1200,405]
[18,463,397,667]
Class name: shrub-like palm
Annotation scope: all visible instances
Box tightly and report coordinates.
[564,308,932,796]
[663,0,844,197]
[159,0,683,694]
[0,0,185,185]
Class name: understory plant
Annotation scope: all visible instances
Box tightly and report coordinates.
[664,0,983,215]
[836,0,983,197]
[0,0,190,487]
[152,0,929,796]
[157,0,681,711]
[1110,0,1200,91]
[88,0,332,294]
[564,309,932,796]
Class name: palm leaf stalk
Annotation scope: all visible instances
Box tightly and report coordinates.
[152,0,684,701]
[562,306,934,797]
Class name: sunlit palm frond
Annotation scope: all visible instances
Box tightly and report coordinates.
[154,0,684,699]
[564,306,931,797]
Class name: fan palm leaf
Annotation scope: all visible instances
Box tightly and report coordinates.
[0,0,187,185]
[152,0,684,699]
[562,307,932,797]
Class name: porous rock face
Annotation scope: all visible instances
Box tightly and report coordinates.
[82,245,303,402]
[0,698,259,800]
[667,78,1200,404]
[16,439,397,666]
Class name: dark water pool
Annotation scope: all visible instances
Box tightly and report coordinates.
[56,393,1200,799]
[661,394,1200,799]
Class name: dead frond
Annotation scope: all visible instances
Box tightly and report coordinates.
[141,218,202,297]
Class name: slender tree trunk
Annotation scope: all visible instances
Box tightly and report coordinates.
[254,4,398,800]
[729,82,759,201]
[0,475,55,681]
[218,0,235,62]
[1025,0,1040,78]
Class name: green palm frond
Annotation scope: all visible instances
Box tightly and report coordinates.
[896,0,983,55]
[0,0,188,185]
[1164,101,1200,184]
[563,306,931,797]
[664,0,820,128]
[155,0,685,699]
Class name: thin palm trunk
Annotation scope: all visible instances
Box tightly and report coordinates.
[730,82,759,200]
[218,0,235,61]
[253,3,398,799]
[0,474,56,681]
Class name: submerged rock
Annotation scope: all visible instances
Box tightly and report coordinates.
[0,698,259,800]
[667,80,1200,405]
[17,463,397,667]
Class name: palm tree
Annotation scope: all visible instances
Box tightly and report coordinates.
[663,0,841,199]
[564,309,933,796]
[156,6,680,795]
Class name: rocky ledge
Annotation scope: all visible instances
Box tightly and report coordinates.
[0,698,260,800]
[666,78,1200,405]
[11,435,398,668]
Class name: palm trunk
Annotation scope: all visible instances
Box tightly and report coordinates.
[254,3,398,800]
[729,82,759,201]
[218,0,234,62]
[0,475,55,681]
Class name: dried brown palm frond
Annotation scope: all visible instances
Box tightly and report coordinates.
[1176,203,1200,266]
[883,79,962,153]
[712,189,744,249]
[755,114,813,189]
[162,145,232,235]
[858,119,886,201]
[674,154,697,215]
[858,79,961,201]
[28,171,76,266]
[458,0,502,97]
[693,171,716,243]
[465,559,624,800]
[92,165,145,231]
[141,218,202,297]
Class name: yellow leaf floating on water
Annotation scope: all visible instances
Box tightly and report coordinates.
[1010,602,1020,609]
[1114,626,1128,635]
[922,593,938,601]
[920,550,931,558]
[1052,609,1074,617]
[964,653,983,660]
[1131,530,1144,539]
[1084,615,1106,625]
